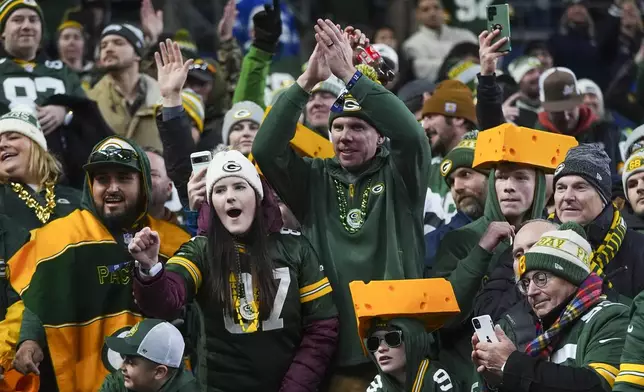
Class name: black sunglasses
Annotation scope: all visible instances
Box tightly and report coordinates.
[366,330,403,352]
[89,148,138,164]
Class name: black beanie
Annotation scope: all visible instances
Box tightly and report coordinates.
[101,23,145,56]
[553,144,611,203]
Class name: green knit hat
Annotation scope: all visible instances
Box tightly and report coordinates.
[440,130,479,184]
[0,0,44,34]
[518,221,592,286]
[328,93,378,131]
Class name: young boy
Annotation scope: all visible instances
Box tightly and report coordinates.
[99,319,199,392]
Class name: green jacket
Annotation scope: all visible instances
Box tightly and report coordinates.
[493,300,629,392]
[0,215,30,320]
[432,168,547,319]
[0,182,81,231]
[424,156,456,233]
[232,45,271,108]
[99,366,199,392]
[614,291,644,391]
[366,318,461,392]
[252,77,430,366]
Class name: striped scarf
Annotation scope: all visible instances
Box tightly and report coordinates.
[524,273,604,358]
[549,206,627,287]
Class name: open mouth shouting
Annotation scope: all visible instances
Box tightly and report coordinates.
[227,208,242,218]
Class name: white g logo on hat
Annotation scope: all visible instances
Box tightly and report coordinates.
[223,161,242,172]
[440,159,453,177]
[234,109,251,119]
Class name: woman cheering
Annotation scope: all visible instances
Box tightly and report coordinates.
[0,106,81,230]
[129,150,338,392]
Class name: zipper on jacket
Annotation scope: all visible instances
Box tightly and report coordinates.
[349,184,355,199]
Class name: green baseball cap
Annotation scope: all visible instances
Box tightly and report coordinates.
[105,319,185,368]
[83,137,142,174]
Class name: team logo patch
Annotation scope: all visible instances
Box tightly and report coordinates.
[627,157,644,172]
[563,84,575,96]
[223,161,242,172]
[554,163,565,176]
[343,95,361,112]
[518,255,527,277]
[233,109,251,119]
[371,183,385,195]
[444,102,457,113]
[346,208,364,229]
[23,0,37,6]
[102,326,136,372]
[596,172,602,181]
[440,159,453,177]
[97,138,136,152]
[57,198,70,204]
[126,321,141,337]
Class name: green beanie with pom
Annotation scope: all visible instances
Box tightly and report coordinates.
[518,221,592,286]
[440,130,480,185]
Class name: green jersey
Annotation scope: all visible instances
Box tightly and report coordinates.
[442,0,508,34]
[166,230,337,392]
[0,57,85,113]
[424,156,456,234]
[367,362,458,392]
[614,291,644,391]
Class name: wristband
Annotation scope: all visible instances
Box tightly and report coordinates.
[331,70,363,113]
[139,262,162,277]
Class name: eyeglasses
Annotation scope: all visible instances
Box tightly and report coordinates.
[89,148,138,164]
[366,330,403,352]
[517,271,552,295]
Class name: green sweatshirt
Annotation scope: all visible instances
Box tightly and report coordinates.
[252,77,430,366]
[232,45,272,108]
[366,318,461,392]
[99,366,200,392]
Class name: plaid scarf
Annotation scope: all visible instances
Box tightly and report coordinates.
[524,273,605,358]
[548,205,627,287]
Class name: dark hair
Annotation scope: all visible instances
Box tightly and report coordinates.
[436,42,480,82]
[445,117,477,131]
[205,194,277,317]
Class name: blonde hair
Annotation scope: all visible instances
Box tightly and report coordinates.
[0,138,62,188]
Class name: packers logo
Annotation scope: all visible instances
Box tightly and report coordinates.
[343,96,361,112]
[554,163,565,176]
[126,322,141,337]
[223,161,242,172]
[102,326,135,372]
[627,157,643,172]
[440,159,453,177]
[97,138,136,152]
[371,183,385,195]
[23,0,37,5]
[457,140,476,150]
[233,109,252,119]
[518,255,527,277]
[346,208,364,229]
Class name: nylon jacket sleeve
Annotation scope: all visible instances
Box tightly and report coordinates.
[473,250,520,321]
[476,74,505,131]
[156,108,195,205]
[133,268,187,321]
[251,84,313,221]
[501,351,609,392]
[349,76,430,206]
[233,45,273,108]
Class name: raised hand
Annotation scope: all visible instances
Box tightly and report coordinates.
[128,227,161,270]
[140,0,164,44]
[479,29,509,76]
[314,19,356,83]
[13,340,43,376]
[478,221,515,252]
[252,0,282,53]
[36,105,66,135]
[502,92,522,123]
[155,39,193,104]
[188,167,207,211]
[218,0,238,41]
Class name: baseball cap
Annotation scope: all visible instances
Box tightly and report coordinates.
[188,59,216,84]
[83,137,142,173]
[539,67,583,112]
[105,319,185,368]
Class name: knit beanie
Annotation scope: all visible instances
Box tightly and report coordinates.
[310,75,344,98]
[327,92,379,130]
[57,20,83,34]
[440,130,479,184]
[518,221,592,286]
[206,150,263,205]
[553,144,612,204]
[447,60,481,97]
[508,56,541,84]
[397,79,436,114]
[623,149,644,201]
[181,88,205,133]
[101,23,145,56]
[421,80,477,126]
[221,101,264,145]
[0,0,43,35]
[624,124,644,160]
[0,105,46,151]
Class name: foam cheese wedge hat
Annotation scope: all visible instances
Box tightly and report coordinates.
[473,123,578,172]
[349,279,460,355]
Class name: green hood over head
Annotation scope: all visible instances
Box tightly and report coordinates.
[369,317,436,392]
[483,166,547,224]
[81,136,152,228]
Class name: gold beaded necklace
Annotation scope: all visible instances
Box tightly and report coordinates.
[10,181,57,224]
[230,243,260,333]
[333,178,372,234]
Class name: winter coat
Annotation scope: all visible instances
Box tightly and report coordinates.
[252,76,430,367]
[99,365,199,392]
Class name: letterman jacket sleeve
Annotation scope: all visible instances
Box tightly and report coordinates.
[614,292,644,391]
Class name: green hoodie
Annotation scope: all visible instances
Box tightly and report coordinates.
[366,318,461,392]
[99,365,200,392]
[252,76,430,366]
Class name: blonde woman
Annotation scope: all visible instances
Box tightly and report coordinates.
[0,106,81,230]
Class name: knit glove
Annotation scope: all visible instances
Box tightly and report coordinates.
[252,0,282,53]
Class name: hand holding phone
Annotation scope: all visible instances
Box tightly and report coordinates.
[487,4,511,53]
[472,315,500,344]
[190,151,212,173]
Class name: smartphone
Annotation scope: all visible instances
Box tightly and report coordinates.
[487,4,511,53]
[190,151,212,173]
[472,315,500,344]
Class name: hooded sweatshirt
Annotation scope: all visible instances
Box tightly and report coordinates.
[4,136,190,392]
[99,363,199,392]
[366,318,461,392]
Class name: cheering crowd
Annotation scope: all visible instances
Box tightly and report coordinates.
[3,0,644,391]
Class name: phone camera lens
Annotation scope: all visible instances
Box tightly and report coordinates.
[493,23,503,31]
[473,319,481,328]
